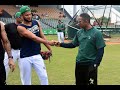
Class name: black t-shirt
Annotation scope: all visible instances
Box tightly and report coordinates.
[5,23,22,49]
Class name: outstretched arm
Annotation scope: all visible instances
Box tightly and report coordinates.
[54,41,76,48]
[60,42,76,48]
[17,25,54,46]
[37,21,52,52]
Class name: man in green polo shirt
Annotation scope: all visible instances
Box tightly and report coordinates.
[56,20,65,43]
[54,13,106,85]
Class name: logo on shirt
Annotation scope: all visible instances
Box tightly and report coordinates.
[28,25,39,34]
[88,36,91,39]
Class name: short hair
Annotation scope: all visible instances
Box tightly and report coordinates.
[80,13,90,23]
[58,20,61,23]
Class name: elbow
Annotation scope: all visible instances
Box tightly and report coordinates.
[3,39,9,45]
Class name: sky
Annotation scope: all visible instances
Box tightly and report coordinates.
[62,5,114,18]
[62,5,120,23]
[62,5,93,17]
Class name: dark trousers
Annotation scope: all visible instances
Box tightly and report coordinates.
[0,55,6,85]
[75,62,98,85]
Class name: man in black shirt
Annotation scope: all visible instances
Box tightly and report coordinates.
[0,21,15,85]
[4,12,23,83]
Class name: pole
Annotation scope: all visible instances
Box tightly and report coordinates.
[63,5,64,14]
[73,5,77,17]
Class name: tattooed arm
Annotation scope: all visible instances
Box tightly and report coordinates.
[0,23,15,72]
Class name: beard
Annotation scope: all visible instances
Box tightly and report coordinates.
[23,18,32,22]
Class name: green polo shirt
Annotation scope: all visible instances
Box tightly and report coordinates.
[57,24,64,32]
[72,27,106,64]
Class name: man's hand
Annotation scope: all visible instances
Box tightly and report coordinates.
[40,51,52,60]
[8,58,15,72]
[48,40,55,46]
[54,41,60,47]
[47,40,61,47]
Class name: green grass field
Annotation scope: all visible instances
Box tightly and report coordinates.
[6,35,120,85]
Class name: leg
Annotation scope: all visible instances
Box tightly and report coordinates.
[32,55,48,85]
[0,58,6,85]
[60,32,64,43]
[0,64,6,85]
[88,65,98,85]
[19,57,32,85]
[4,52,9,79]
[17,50,24,85]
[57,32,61,42]
[75,63,89,85]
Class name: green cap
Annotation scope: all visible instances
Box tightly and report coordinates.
[20,5,31,14]
[14,12,21,18]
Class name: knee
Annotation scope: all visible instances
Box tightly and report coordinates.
[41,74,48,80]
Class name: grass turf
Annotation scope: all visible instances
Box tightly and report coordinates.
[6,35,120,85]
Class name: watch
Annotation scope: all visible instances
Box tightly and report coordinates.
[8,56,13,59]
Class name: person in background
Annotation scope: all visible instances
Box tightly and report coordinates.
[0,21,15,85]
[4,12,23,83]
[61,21,66,38]
[56,20,65,43]
[32,13,40,20]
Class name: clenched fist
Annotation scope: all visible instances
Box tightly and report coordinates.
[54,41,60,47]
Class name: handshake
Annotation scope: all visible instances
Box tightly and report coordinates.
[48,40,61,47]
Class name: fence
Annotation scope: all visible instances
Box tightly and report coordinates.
[1,17,120,36]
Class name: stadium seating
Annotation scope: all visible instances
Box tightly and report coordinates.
[0,5,19,17]
[0,5,71,35]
